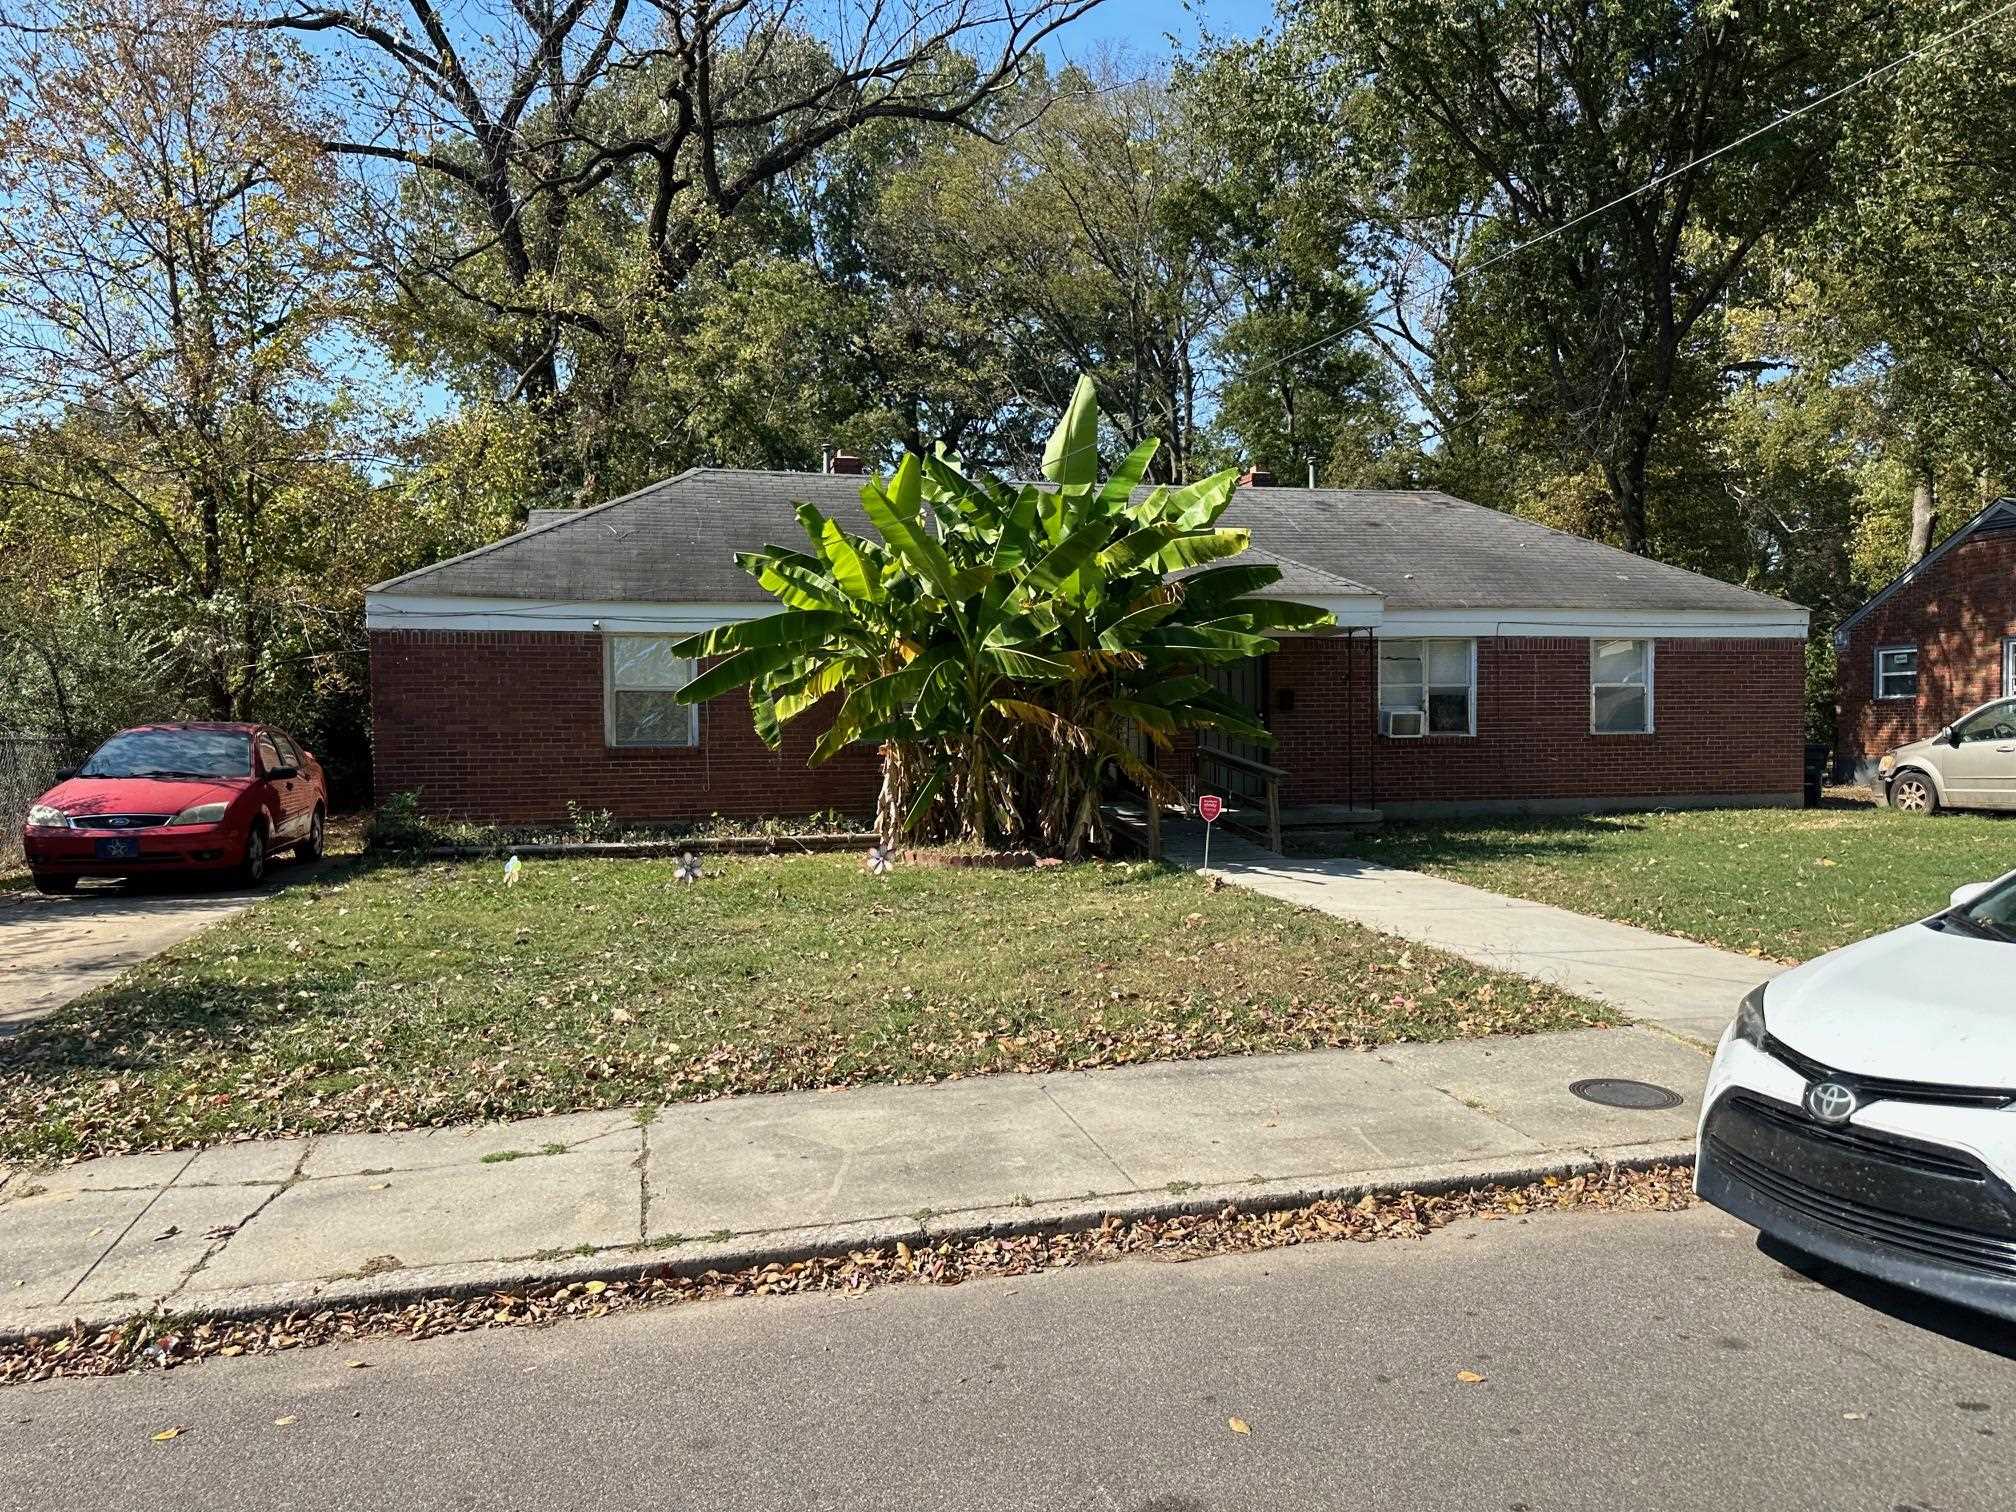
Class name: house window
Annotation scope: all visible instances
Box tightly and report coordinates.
[1874,645,1919,701]
[1591,639,1654,734]
[1379,638,1475,738]
[605,636,698,747]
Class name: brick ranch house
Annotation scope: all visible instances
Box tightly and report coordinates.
[1834,496,2016,783]
[364,467,1811,824]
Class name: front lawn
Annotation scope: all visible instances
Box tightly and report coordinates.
[0,853,1612,1161]
[1294,803,2015,962]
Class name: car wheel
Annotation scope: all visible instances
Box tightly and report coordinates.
[297,804,326,861]
[238,820,269,886]
[30,872,76,896]
[1891,770,1939,815]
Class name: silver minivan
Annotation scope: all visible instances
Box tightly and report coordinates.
[1880,697,2016,814]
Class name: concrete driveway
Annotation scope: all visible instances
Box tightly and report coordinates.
[0,859,327,1033]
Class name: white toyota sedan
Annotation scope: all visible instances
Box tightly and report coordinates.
[1698,868,2016,1318]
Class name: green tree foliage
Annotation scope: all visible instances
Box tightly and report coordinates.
[672,377,1332,855]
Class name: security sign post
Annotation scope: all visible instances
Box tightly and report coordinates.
[1197,793,1223,869]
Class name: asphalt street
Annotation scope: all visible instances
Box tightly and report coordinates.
[6,1203,2014,1512]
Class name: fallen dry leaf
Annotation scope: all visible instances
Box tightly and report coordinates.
[345,1360,369,1370]
[1228,1417,1250,1435]
[1,1165,1699,1388]
[1456,1370,1486,1384]
[273,1416,297,1427]
[151,1426,187,1442]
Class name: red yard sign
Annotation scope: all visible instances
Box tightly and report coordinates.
[1198,794,1223,823]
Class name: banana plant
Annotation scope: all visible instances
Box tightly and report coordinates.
[672,375,1336,855]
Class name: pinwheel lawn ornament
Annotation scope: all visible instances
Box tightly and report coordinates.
[503,854,522,887]
[675,851,702,885]
[865,843,894,877]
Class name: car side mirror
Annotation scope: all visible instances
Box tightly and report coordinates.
[267,765,298,781]
[1951,881,1993,910]
[1945,727,1962,746]
[54,767,76,781]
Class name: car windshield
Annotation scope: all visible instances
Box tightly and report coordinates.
[79,729,252,780]
[1954,875,2016,944]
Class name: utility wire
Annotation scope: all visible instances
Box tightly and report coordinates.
[1217,0,2016,397]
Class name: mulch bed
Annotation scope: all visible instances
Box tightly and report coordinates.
[0,1164,1695,1387]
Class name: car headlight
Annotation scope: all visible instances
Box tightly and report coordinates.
[167,801,230,827]
[1732,982,1768,1050]
[26,803,68,828]
[1878,753,1896,778]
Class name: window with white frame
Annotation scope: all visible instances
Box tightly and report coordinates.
[1591,639,1653,734]
[1875,645,1919,701]
[605,636,698,747]
[1379,638,1475,738]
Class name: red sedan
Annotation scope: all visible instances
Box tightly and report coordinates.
[20,722,326,895]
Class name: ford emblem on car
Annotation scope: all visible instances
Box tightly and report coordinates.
[1803,1080,1858,1126]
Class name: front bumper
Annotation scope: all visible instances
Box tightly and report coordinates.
[1699,1036,2016,1321]
[21,823,242,875]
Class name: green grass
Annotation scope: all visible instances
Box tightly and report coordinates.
[1292,802,2016,963]
[0,853,1612,1161]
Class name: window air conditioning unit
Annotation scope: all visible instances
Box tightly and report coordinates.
[1383,710,1425,738]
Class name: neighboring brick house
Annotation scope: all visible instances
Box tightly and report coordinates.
[1834,498,2016,783]
[365,468,1809,823]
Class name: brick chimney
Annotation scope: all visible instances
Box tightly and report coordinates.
[1238,465,1275,488]
[830,450,865,475]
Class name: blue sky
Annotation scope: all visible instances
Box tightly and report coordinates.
[1041,0,1276,65]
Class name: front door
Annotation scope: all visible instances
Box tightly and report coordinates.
[1942,699,2016,811]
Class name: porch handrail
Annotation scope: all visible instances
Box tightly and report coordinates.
[1193,744,1287,781]
[1194,743,1284,853]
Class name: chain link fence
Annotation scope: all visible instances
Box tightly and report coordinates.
[1,735,73,867]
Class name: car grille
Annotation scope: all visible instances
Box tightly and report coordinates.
[1708,1094,2016,1280]
[1766,1034,2016,1109]
[67,814,173,831]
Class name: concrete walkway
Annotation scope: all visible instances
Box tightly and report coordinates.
[0,858,328,1034]
[0,1024,1707,1337]
[1166,823,1780,1047]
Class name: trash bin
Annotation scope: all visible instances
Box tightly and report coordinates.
[1803,743,1830,808]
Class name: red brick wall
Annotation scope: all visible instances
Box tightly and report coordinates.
[372,628,1805,824]
[369,630,881,823]
[1835,532,2016,778]
[1263,634,1805,810]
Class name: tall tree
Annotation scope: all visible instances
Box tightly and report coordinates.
[263,0,1102,498]
[0,0,368,724]
[1259,0,1906,553]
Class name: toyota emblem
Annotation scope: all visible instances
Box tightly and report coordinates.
[1804,1081,1857,1126]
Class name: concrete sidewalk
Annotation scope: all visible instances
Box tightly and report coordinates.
[1167,824,1779,1048]
[0,1024,1707,1338]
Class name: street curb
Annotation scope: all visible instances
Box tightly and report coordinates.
[0,1140,1697,1345]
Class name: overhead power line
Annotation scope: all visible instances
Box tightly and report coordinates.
[1225,0,2016,393]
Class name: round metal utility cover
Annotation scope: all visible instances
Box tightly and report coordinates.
[1569,1077,1683,1111]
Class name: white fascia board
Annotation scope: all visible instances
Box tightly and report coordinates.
[1376,607,1809,640]
[1290,594,1382,630]
[369,591,1387,634]
[365,594,772,632]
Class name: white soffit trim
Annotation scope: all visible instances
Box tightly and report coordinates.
[365,595,772,632]
[1376,607,1809,640]
[369,592,1386,633]
[1294,594,1382,629]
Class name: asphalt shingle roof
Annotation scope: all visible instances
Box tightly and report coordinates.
[372,469,1796,618]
